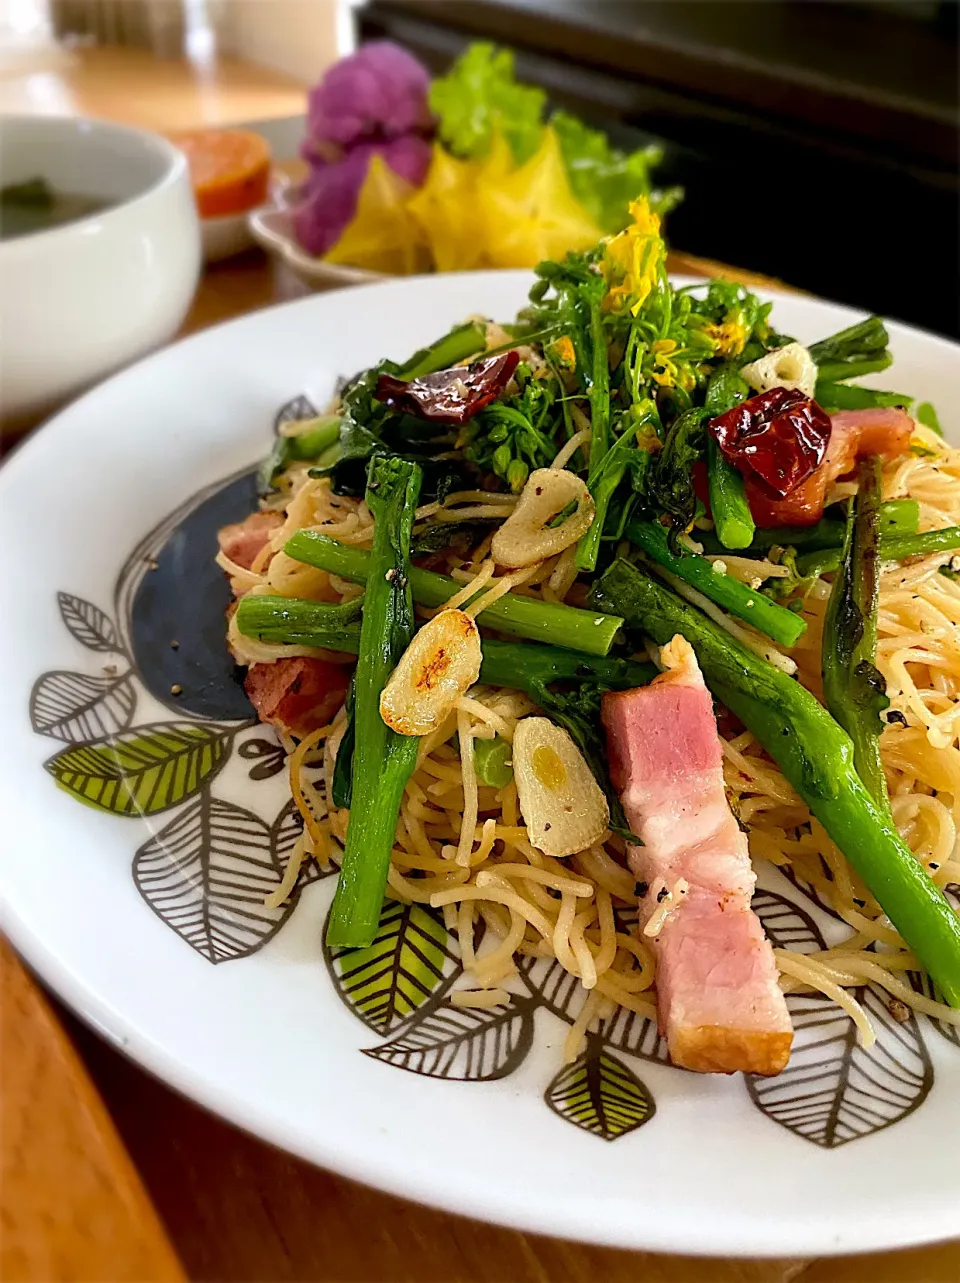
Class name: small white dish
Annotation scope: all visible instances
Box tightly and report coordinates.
[0,273,958,1259]
[0,115,201,425]
[248,186,384,289]
[202,171,295,265]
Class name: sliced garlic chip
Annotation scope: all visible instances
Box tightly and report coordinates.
[513,717,609,858]
[741,342,817,399]
[491,468,595,569]
[380,609,482,737]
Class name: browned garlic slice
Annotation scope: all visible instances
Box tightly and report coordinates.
[380,609,482,737]
[513,717,609,858]
[741,342,817,399]
[490,468,595,568]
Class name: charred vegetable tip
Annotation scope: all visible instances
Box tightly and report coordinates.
[822,458,889,804]
[590,558,960,1008]
[325,455,423,950]
[284,530,625,657]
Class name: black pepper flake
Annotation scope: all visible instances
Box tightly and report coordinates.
[547,887,561,899]
[635,881,648,898]
[929,862,940,871]
[853,897,866,907]
[780,727,790,736]
[656,886,670,903]
[544,822,552,831]
[886,709,908,727]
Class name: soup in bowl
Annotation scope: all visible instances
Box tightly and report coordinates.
[0,115,201,430]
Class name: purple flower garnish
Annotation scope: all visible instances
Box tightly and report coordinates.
[302,41,433,155]
[292,136,432,256]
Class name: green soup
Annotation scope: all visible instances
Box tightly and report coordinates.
[0,177,113,241]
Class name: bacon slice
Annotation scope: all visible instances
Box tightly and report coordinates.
[602,636,792,1075]
[217,510,283,572]
[747,407,913,527]
[245,657,351,738]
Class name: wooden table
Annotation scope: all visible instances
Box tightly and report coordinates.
[2,43,958,1283]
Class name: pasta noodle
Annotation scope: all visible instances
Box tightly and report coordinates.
[247,433,960,1062]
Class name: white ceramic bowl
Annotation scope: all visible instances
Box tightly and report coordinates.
[0,115,201,425]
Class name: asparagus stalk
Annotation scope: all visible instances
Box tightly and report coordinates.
[285,530,624,656]
[576,408,657,573]
[822,459,888,803]
[814,381,912,412]
[796,526,960,579]
[627,519,807,648]
[809,316,892,383]
[698,500,919,556]
[573,295,614,573]
[589,558,960,1007]
[325,457,422,949]
[707,437,755,550]
[396,320,487,380]
[235,596,655,691]
[261,415,342,488]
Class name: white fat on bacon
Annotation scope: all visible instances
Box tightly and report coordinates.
[602,636,792,1076]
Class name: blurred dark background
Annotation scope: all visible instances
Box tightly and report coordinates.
[360,0,960,338]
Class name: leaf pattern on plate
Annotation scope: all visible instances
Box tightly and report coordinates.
[45,722,230,815]
[908,970,960,1047]
[270,797,337,887]
[57,592,120,653]
[325,899,462,1036]
[274,394,318,435]
[133,792,297,962]
[30,670,136,742]
[747,985,933,1147]
[519,953,670,1065]
[364,994,535,1080]
[779,858,848,922]
[238,736,288,780]
[545,1036,655,1140]
[752,888,827,953]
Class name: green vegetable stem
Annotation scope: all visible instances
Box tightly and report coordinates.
[590,558,960,1007]
[795,526,960,579]
[325,456,422,950]
[627,519,807,648]
[285,530,625,656]
[822,458,888,803]
[698,500,920,557]
[707,437,755,551]
[473,736,514,788]
[808,316,892,383]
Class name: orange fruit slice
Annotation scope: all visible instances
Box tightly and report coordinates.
[175,129,271,220]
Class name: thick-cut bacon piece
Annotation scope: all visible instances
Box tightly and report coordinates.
[217,510,283,571]
[245,657,351,738]
[601,636,792,1075]
[748,407,913,527]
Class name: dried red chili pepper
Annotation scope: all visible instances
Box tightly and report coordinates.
[708,387,831,498]
[374,350,520,425]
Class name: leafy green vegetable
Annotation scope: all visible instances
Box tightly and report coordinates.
[260,415,342,490]
[474,736,513,788]
[461,362,563,491]
[822,458,889,804]
[646,407,709,540]
[915,401,943,437]
[326,456,422,949]
[430,43,545,163]
[590,557,960,1008]
[550,111,681,231]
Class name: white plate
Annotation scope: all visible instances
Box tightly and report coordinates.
[1,272,958,1259]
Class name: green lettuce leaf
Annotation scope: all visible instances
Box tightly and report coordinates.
[430,43,545,163]
[551,111,681,232]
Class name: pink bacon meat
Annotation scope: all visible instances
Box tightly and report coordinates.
[602,636,792,1075]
